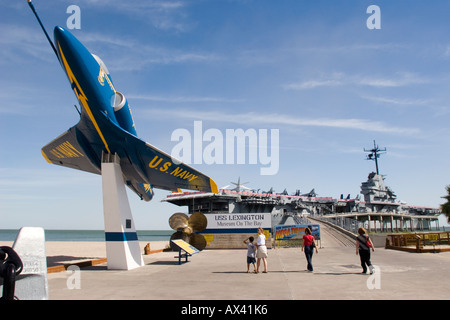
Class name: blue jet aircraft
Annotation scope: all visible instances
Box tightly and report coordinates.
[28,1,218,201]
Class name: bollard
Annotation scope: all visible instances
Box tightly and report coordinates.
[144,243,151,255]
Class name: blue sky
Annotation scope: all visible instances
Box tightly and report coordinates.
[1,0,450,230]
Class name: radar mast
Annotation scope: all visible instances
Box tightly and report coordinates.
[364,140,386,175]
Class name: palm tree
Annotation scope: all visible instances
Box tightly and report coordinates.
[441,185,450,223]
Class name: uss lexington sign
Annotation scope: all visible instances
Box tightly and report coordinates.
[204,213,271,231]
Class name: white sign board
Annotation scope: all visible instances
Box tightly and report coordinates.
[205,213,271,229]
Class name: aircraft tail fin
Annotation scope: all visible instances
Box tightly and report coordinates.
[41,126,101,175]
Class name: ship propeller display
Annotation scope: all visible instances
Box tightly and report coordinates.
[169,212,208,251]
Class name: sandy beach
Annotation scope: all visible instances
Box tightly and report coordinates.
[0,240,170,268]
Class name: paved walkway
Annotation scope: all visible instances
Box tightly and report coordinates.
[47,230,450,300]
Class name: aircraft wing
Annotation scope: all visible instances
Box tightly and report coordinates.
[41,115,218,195]
[130,137,218,193]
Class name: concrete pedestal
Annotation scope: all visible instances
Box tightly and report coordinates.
[101,153,144,270]
[1,227,49,300]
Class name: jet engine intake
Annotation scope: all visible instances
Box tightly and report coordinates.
[113,92,137,136]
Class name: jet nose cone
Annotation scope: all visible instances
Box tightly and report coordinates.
[53,26,69,49]
[52,26,88,68]
[54,25,65,35]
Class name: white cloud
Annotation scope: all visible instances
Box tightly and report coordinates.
[362,96,434,106]
[358,72,428,87]
[0,24,52,64]
[128,94,244,103]
[284,72,429,90]
[76,0,189,32]
[81,32,221,71]
[143,108,419,135]
[284,79,343,90]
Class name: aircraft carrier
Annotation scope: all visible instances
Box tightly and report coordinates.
[164,142,441,248]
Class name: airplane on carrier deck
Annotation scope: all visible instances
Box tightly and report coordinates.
[303,189,317,197]
[27,0,218,200]
[221,177,251,192]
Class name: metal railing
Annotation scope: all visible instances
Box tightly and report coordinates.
[386,231,450,253]
[313,215,364,235]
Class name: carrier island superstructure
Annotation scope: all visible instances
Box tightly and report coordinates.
[164,142,441,248]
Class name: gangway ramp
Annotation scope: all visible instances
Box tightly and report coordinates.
[310,217,356,248]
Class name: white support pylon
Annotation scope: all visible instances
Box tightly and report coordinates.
[101,153,144,270]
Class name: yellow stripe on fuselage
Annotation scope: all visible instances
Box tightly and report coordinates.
[58,43,111,153]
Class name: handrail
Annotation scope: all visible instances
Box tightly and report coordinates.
[386,231,450,253]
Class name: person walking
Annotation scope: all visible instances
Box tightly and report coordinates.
[356,227,375,274]
[255,227,268,273]
[301,227,318,272]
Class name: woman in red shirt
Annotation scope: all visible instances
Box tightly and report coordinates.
[301,227,319,272]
